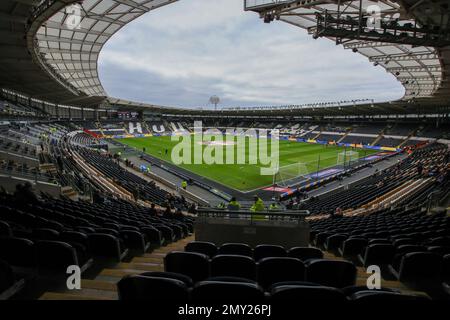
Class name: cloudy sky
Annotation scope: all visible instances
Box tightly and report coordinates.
[98,0,405,109]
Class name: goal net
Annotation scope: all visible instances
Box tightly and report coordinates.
[337,150,360,167]
[273,162,309,187]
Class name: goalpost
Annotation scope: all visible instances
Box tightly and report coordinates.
[273,162,310,187]
[337,150,360,168]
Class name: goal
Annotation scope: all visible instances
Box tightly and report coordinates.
[273,162,309,187]
[337,150,360,167]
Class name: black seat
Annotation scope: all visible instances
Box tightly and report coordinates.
[324,234,348,254]
[87,233,126,261]
[389,245,427,273]
[254,244,286,261]
[211,255,256,280]
[288,247,323,261]
[305,259,357,288]
[60,231,89,248]
[36,241,78,273]
[0,221,12,237]
[139,271,193,287]
[120,230,146,254]
[427,246,450,256]
[218,243,253,257]
[32,228,60,241]
[257,257,305,290]
[341,285,398,296]
[140,227,162,247]
[270,284,347,301]
[154,225,175,243]
[397,252,444,289]
[0,237,36,268]
[443,254,450,295]
[0,259,14,295]
[117,275,189,301]
[340,238,367,259]
[350,290,430,301]
[185,241,218,258]
[165,251,210,282]
[191,281,265,302]
[359,244,395,267]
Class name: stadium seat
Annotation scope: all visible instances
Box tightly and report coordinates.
[191,281,265,302]
[0,259,14,295]
[287,247,323,261]
[270,284,347,301]
[87,233,127,262]
[60,231,90,249]
[359,244,395,267]
[389,245,427,273]
[120,230,147,254]
[139,271,194,287]
[253,244,287,261]
[339,238,367,259]
[0,221,12,237]
[324,234,348,254]
[305,259,357,288]
[35,241,78,273]
[427,246,450,256]
[32,228,60,241]
[185,241,218,258]
[165,251,210,282]
[218,243,253,257]
[140,227,162,247]
[210,255,256,280]
[396,252,444,289]
[0,237,36,268]
[257,257,305,289]
[117,275,189,301]
[349,290,430,301]
[443,254,450,295]
[0,259,24,300]
[341,285,399,296]
[153,225,175,244]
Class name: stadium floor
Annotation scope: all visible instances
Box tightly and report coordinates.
[115,136,379,192]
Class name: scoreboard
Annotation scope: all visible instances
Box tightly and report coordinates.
[117,111,140,120]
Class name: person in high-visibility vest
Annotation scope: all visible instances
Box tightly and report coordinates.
[181,180,187,190]
[269,202,279,211]
[250,195,266,221]
[227,197,241,211]
[217,202,226,209]
[250,195,265,212]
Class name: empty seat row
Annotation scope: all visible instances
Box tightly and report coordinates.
[117,271,429,302]
[185,241,324,261]
[164,251,357,289]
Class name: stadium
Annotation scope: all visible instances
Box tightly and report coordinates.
[0,0,449,308]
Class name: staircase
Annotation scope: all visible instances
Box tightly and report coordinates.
[143,121,152,134]
[398,129,418,148]
[337,129,352,143]
[39,235,195,300]
[61,186,78,200]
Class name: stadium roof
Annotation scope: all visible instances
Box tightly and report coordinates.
[244,0,450,104]
[0,0,449,113]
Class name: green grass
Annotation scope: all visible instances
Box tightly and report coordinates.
[116,135,378,191]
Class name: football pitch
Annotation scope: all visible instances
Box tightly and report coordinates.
[116,135,378,191]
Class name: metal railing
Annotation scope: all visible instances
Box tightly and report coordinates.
[197,207,310,223]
